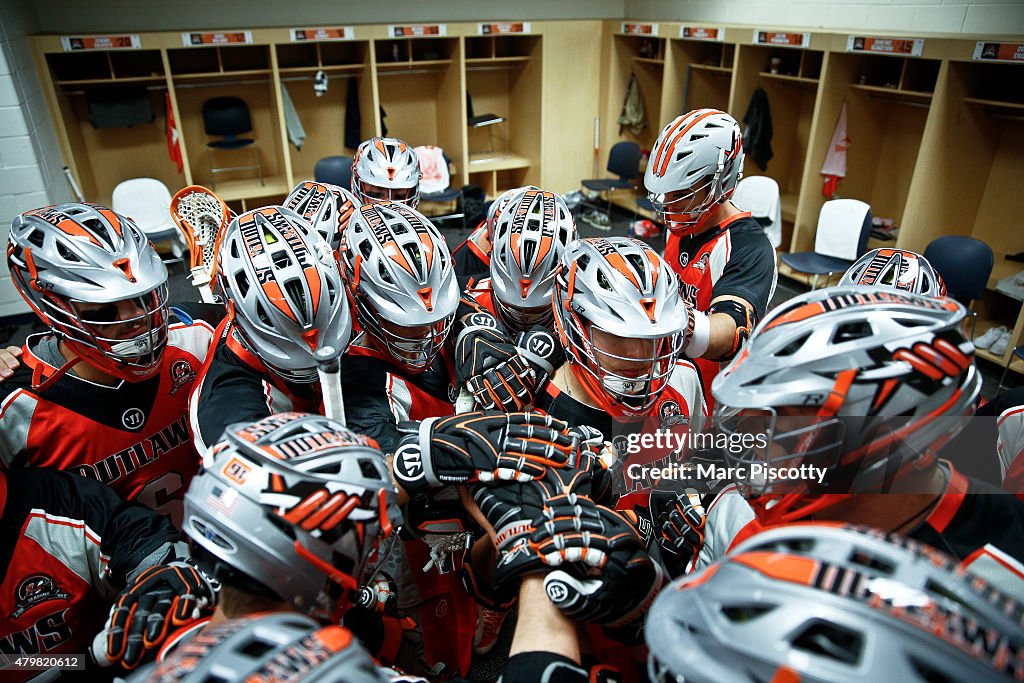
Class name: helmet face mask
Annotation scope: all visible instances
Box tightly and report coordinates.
[7,202,171,382]
[351,137,421,210]
[552,237,688,418]
[648,173,722,235]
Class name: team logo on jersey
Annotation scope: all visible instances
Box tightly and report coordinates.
[10,574,71,619]
[122,407,146,431]
[447,383,459,404]
[692,253,711,273]
[659,400,689,429]
[168,359,197,397]
[678,252,689,268]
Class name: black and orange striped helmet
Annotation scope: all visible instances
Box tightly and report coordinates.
[284,181,360,252]
[711,285,979,525]
[218,206,351,383]
[7,202,169,382]
[647,523,1024,682]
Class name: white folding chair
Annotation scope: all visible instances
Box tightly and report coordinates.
[112,178,186,264]
[779,198,872,289]
[733,176,782,248]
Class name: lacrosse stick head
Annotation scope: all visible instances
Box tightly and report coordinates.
[170,185,230,286]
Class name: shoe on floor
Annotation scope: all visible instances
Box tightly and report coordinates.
[473,606,509,655]
[580,210,612,231]
[991,329,1013,356]
[975,325,1007,349]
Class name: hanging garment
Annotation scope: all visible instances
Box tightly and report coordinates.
[87,87,153,129]
[379,105,389,138]
[415,145,450,194]
[821,101,849,199]
[742,87,774,172]
[314,70,328,97]
[617,72,646,136]
[165,92,183,173]
[280,82,306,151]
[345,77,362,150]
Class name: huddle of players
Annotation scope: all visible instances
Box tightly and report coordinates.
[1,112,1022,682]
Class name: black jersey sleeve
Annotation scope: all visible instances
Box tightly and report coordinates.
[341,356,401,454]
[192,343,273,452]
[711,218,777,319]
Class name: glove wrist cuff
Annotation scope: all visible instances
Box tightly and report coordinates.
[685,307,711,358]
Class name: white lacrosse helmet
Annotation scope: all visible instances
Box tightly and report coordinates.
[351,138,421,209]
[284,181,360,251]
[645,109,745,236]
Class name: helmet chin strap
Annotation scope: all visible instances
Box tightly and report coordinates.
[32,350,84,393]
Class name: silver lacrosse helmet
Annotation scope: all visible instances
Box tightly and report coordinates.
[840,248,948,298]
[338,202,459,373]
[711,285,980,526]
[351,137,421,209]
[645,109,744,236]
[217,206,351,384]
[489,188,576,333]
[7,202,169,382]
[646,523,1024,683]
[284,181,360,252]
[552,237,688,418]
[484,185,541,242]
[184,412,401,622]
[138,612,388,682]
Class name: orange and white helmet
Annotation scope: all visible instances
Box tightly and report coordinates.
[217,206,351,383]
[7,202,169,382]
[351,138,421,209]
[338,202,459,373]
[645,109,744,236]
[552,237,688,417]
[840,248,947,298]
[284,181,359,251]
[489,189,576,333]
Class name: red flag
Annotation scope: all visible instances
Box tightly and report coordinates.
[820,101,849,199]
[166,92,183,173]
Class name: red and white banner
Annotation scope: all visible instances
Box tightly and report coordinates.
[389,24,447,37]
[973,41,1024,63]
[821,101,849,199]
[680,27,724,42]
[622,23,659,36]
[182,31,253,46]
[478,22,531,35]
[754,31,811,48]
[166,92,183,174]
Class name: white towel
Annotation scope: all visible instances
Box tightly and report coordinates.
[280,82,306,151]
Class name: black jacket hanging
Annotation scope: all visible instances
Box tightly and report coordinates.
[742,87,773,172]
[344,77,362,151]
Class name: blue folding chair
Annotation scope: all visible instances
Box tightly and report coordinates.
[314,156,354,190]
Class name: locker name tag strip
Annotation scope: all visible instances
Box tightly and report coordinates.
[680,27,724,42]
[754,31,811,48]
[389,25,447,37]
[182,31,253,46]
[847,36,925,57]
[290,27,355,42]
[973,41,1024,63]
[622,23,659,36]
[61,35,141,51]
[478,23,532,35]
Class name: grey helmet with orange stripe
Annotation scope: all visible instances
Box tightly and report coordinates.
[489,188,577,333]
[644,109,744,236]
[711,285,979,526]
[485,185,542,242]
[217,206,351,384]
[7,202,170,382]
[351,137,421,209]
[141,613,390,682]
[646,523,1024,683]
[840,248,947,298]
[284,181,360,251]
[552,237,689,417]
[184,412,401,623]
[338,202,459,373]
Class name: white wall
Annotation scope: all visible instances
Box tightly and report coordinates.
[28,0,626,33]
[625,0,1024,35]
[0,0,71,317]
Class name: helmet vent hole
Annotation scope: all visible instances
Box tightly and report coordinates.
[790,620,863,665]
[239,638,275,659]
[848,550,895,575]
[359,241,373,259]
[577,254,591,270]
[719,603,775,623]
[776,333,810,357]
[272,251,292,269]
[523,241,537,271]
[378,261,394,284]
[625,254,647,281]
[404,244,423,273]
[26,230,44,248]
[284,279,308,318]
[359,458,384,480]
[230,240,240,259]
[831,322,872,344]
[392,221,410,235]
[908,658,956,683]
[326,278,337,303]
[675,151,692,161]
[596,270,614,292]
[234,272,250,298]
[255,301,272,326]
[56,241,81,262]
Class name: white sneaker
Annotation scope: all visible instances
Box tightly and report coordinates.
[991,329,1012,356]
[975,325,1007,349]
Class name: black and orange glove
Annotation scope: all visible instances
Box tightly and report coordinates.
[97,561,217,670]
[455,312,537,412]
[393,412,581,498]
[649,488,707,577]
